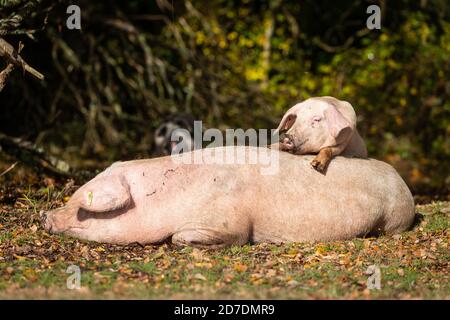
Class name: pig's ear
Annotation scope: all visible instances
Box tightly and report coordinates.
[274,111,297,135]
[79,175,131,213]
[324,105,353,146]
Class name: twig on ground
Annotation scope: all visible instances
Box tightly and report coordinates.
[0,132,71,178]
[0,161,18,177]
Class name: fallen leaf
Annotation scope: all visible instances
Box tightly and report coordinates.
[194,273,207,281]
[191,248,206,261]
[287,280,299,287]
[233,263,248,272]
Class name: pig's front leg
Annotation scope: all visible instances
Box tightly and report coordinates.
[172,227,249,249]
[172,212,251,249]
[172,229,228,249]
[310,147,334,174]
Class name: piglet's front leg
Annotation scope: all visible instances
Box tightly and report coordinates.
[310,147,333,174]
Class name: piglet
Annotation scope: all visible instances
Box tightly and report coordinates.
[274,96,367,173]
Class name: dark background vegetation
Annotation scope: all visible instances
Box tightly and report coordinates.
[0,0,449,196]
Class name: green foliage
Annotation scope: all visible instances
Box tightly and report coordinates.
[0,0,448,191]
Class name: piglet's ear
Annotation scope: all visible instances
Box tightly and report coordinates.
[274,112,297,135]
[324,106,352,145]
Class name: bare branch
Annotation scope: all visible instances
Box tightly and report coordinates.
[0,37,44,79]
[0,62,14,91]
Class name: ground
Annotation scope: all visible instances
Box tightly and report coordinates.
[0,179,448,299]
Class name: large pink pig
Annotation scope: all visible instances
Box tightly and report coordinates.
[41,146,415,248]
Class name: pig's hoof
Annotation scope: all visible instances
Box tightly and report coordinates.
[310,159,326,174]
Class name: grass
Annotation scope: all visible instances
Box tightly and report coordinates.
[0,180,448,299]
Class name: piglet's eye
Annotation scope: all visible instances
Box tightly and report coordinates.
[312,116,322,122]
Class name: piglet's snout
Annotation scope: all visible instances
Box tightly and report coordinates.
[279,133,295,151]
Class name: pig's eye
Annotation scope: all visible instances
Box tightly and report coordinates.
[312,116,322,122]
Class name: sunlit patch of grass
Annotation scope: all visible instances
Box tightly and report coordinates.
[422,213,449,233]
[130,261,156,274]
[0,182,448,299]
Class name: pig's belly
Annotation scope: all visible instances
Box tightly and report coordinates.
[249,193,382,243]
